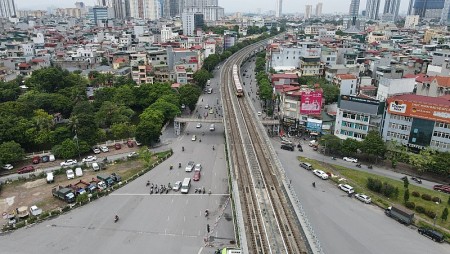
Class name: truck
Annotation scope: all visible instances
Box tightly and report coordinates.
[74,179,96,193]
[97,174,114,187]
[52,186,75,203]
[385,205,414,225]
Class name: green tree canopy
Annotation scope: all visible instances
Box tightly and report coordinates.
[341,138,361,156]
[361,131,386,158]
[319,134,342,155]
[95,101,134,128]
[136,108,164,145]
[149,98,181,122]
[193,69,211,88]
[0,141,25,164]
[178,84,201,111]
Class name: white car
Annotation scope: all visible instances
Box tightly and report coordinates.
[82,156,97,163]
[196,123,202,128]
[173,181,182,191]
[127,152,139,158]
[338,184,355,194]
[100,146,109,153]
[194,163,202,171]
[257,112,262,116]
[2,164,13,170]
[191,135,197,141]
[204,104,209,109]
[355,193,372,204]
[60,159,77,167]
[343,157,358,163]
[92,147,101,154]
[66,169,75,180]
[185,161,195,172]
[313,169,329,180]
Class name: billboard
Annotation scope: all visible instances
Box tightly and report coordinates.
[387,99,450,124]
[339,95,380,115]
[300,91,323,115]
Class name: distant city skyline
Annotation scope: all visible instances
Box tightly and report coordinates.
[15,0,412,15]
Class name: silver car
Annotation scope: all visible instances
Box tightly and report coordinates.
[355,193,372,204]
[173,181,182,191]
[185,161,195,172]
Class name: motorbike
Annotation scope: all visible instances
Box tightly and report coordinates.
[155,188,159,194]
[178,163,181,168]
[312,182,316,188]
[150,188,153,194]
[166,189,169,194]
[182,146,185,152]
[170,165,173,170]
[202,132,205,136]
[355,164,362,168]
[331,157,337,160]
[195,188,198,193]
[114,215,119,223]
[199,139,201,142]
[205,210,209,217]
[411,177,422,184]
[146,181,150,187]
[212,146,215,151]
[202,187,205,194]
[368,165,373,169]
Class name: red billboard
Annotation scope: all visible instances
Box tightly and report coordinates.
[300,91,323,115]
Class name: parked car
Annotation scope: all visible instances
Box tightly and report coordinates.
[338,184,355,194]
[46,172,54,183]
[191,135,197,141]
[75,167,83,177]
[49,154,55,162]
[60,159,77,167]
[66,169,75,180]
[92,147,101,154]
[313,169,329,180]
[343,157,358,163]
[2,164,13,170]
[114,143,122,150]
[32,156,40,164]
[280,144,294,151]
[100,146,109,153]
[193,171,201,181]
[196,123,202,128]
[17,165,35,174]
[127,152,138,158]
[418,227,445,242]
[185,161,195,172]
[355,193,372,204]
[82,156,97,163]
[257,111,262,116]
[41,155,50,163]
[433,184,450,194]
[127,140,134,148]
[204,104,209,109]
[173,181,182,191]
[194,164,202,171]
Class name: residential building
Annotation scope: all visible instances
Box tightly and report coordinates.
[416,76,450,97]
[382,0,401,22]
[333,74,358,96]
[182,0,224,21]
[129,0,159,20]
[404,15,420,29]
[315,2,323,17]
[335,95,384,141]
[349,0,360,17]
[366,0,381,20]
[164,0,182,18]
[268,44,301,72]
[0,0,16,18]
[383,94,450,152]
[376,76,416,101]
[182,12,203,36]
[111,0,126,19]
[305,5,312,19]
[88,6,109,25]
[407,0,414,15]
[276,0,282,18]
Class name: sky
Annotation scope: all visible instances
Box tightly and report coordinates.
[15,0,411,15]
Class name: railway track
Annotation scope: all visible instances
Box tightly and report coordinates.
[220,38,310,254]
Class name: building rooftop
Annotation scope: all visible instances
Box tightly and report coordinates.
[389,94,450,106]
[335,74,357,80]
[434,76,450,88]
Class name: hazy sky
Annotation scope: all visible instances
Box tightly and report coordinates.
[15,0,411,14]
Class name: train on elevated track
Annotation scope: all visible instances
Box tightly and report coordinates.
[232,64,244,97]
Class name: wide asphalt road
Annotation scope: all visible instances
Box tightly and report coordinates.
[0,93,235,253]
[273,139,449,254]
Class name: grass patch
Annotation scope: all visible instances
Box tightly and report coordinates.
[298,156,450,232]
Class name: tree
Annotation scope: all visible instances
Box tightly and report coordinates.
[30,109,54,146]
[409,147,436,173]
[149,99,181,122]
[341,138,361,156]
[403,188,409,203]
[51,138,90,159]
[136,108,164,145]
[178,84,201,111]
[442,208,448,222]
[192,69,211,88]
[361,131,386,160]
[111,123,136,139]
[431,152,450,176]
[113,85,136,107]
[403,177,409,189]
[0,141,25,164]
[319,134,342,155]
[203,54,220,72]
[95,101,134,128]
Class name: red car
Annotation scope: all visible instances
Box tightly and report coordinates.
[114,143,122,150]
[127,140,134,148]
[17,166,35,174]
[32,156,40,164]
[193,171,201,181]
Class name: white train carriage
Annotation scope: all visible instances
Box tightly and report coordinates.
[232,64,244,97]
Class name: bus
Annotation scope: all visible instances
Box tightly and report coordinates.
[181,178,191,194]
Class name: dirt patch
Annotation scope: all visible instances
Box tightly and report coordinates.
[0,159,145,224]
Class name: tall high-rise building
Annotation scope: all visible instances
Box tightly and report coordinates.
[383,0,401,21]
[0,0,16,17]
[305,4,312,19]
[413,0,445,18]
[407,0,414,15]
[182,0,223,21]
[366,0,380,20]
[276,0,282,18]
[88,6,109,24]
[182,12,203,36]
[124,0,131,17]
[349,0,360,17]
[129,0,159,20]
[441,0,450,24]
[315,2,323,16]
[111,0,125,19]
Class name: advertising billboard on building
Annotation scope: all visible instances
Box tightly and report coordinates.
[339,95,380,115]
[300,91,323,115]
[387,99,450,124]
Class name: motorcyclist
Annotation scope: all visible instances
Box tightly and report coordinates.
[205,209,209,217]
[182,146,185,151]
[115,215,119,222]
[212,145,215,150]
[312,182,316,188]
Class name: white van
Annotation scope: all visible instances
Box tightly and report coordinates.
[49,154,55,162]
[46,172,54,183]
[92,162,100,171]
[75,167,83,177]
[209,124,215,131]
[181,178,191,194]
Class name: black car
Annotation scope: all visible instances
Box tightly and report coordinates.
[281,144,294,151]
[418,227,444,242]
[41,155,50,163]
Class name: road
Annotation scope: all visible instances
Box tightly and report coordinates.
[0,79,235,253]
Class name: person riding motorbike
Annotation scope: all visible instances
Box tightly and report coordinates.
[114,215,119,222]
[205,209,209,217]
[312,182,316,188]
[212,145,215,150]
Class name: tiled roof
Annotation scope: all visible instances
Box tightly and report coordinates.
[336,74,357,80]
[434,76,450,87]
[390,94,450,106]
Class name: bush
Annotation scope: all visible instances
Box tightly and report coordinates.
[431,197,441,203]
[415,206,426,213]
[61,206,71,212]
[367,177,383,193]
[425,210,437,219]
[39,211,50,220]
[76,193,89,204]
[421,194,432,201]
[411,191,420,197]
[381,182,397,198]
[405,201,416,209]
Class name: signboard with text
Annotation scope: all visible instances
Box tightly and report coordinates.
[300,91,323,115]
[387,99,450,124]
